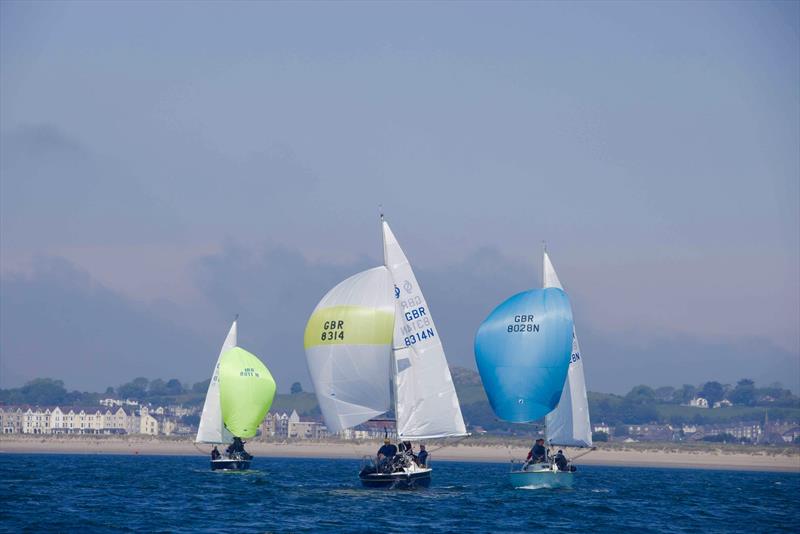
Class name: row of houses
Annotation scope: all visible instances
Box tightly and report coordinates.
[592,421,800,444]
[258,411,397,441]
[0,405,177,436]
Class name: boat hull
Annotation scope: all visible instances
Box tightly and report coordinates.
[509,464,573,488]
[359,468,432,488]
[211,459,251,471]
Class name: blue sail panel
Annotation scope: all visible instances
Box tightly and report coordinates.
[474,288,574,423]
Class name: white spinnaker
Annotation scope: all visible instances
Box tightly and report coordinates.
[382,221,467,440]
[543,251,592,447]
[304,267,395,433]
[196,320,237,444]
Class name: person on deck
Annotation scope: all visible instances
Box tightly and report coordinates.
[526,438,548,464]
[416,444,429,467]
[211,446,221,461]
[227,437,248,458]
[377,438,397,468]
[554,450,568,471]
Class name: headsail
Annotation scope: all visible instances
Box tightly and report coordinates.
[196,320,238,444]
[218,347,276,438]
[543,251,592,447]
[383,221,467,440]
[475,287,574,422]
[304,267,395,433]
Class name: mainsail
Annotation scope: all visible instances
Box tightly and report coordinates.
[474,287,574,422]
[196,320,277,443]
[543,251,592,447]
[196,320,237,444]
[383,221,467,440]
[304,218,467,440]
[303,267,395,433]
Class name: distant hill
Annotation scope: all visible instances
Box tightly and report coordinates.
[450,366,483,386]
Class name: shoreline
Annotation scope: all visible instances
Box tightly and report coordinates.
[1,437,798,473]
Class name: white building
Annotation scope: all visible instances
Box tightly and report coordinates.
[592,423,611,435]
[139,406,175,436]
[688,397,709,408]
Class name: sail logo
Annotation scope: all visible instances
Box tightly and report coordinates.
[403,280,413,294]
[394,285,400,299]
[239,367,261,378]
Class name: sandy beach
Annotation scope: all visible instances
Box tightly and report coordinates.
[2,436,798,473]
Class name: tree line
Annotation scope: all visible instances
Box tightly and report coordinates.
[0,377,308,407]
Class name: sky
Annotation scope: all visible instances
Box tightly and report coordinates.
[1,1,798,394]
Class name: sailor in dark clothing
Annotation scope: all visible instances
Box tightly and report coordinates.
[211,446,221,461]
[376,437,397,471]
[226,437,241,456]
[417,444,429,467]
[377,438,397,460]
[526,438,548,464]
[554,450,569,471]
[226,437,252,460]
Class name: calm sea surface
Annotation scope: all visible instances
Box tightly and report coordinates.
[0,454,797,533]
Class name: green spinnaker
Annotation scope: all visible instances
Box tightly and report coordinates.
[218,347,277,438]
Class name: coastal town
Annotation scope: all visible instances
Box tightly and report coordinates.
[2,394,798,446]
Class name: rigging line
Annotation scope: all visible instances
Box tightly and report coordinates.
[425,434,471,455]
[569,447,596,461]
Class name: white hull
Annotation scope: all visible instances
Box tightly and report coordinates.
[509,463,573,488]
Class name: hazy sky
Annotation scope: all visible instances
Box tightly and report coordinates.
[1,1,798,394]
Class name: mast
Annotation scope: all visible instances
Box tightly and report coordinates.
[381,208,400,432]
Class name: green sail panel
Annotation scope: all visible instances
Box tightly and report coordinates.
[218,347,277,438]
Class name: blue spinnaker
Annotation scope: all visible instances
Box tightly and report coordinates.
[474,288,574,423]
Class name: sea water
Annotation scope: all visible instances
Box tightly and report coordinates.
[0,454,797,532]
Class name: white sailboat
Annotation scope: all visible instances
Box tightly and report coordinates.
[304,216,467,488]
[196,318,277,471]
[475,246,591,488]
[510,250,593,488]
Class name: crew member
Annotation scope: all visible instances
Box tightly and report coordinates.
[554,449,568,471]
[417,444,429,467]
[377,438,397,465]
[526,438,548,464]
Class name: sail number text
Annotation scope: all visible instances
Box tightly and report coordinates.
[321,320,345,341]
[404,328,435,346]
[507,314,540,333]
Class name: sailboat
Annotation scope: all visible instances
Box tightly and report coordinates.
[196,318,277,471]
[304,216,468,488]
[475,248,587,488]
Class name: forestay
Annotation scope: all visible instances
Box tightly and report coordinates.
[382,221,467,440]
[304,267,395,433]
[543,252,592,447]
[196,321,237,444]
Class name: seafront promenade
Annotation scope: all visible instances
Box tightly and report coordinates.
[2,435,798,473]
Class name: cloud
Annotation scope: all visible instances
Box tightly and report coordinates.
[0,256,210,391]
[580,328,800,393]
[0,124,173,249]
[1,244,797,394]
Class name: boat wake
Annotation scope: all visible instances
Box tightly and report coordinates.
[514,483,554,491]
